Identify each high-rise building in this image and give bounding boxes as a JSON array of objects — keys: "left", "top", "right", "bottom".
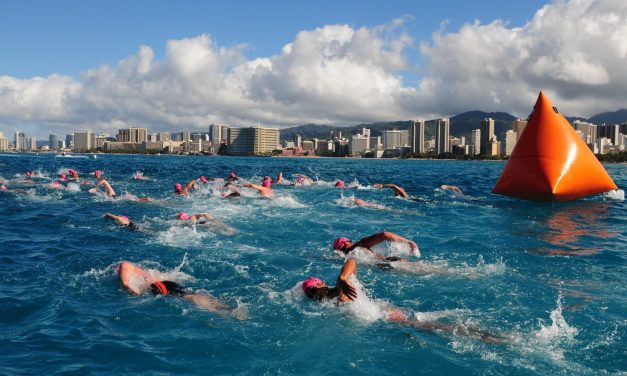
[
  {"left": 149, "top": 133, "right": 158, "bottom": 142},
  {"left": 410, "top": 120, "right": 425, "bottom": 154},
  {"left": 209, "top": 124, "right": 230, "bottom": 143},
  {"left": 302, "top": 140, "right": 315, "bottom": 151},
  {"left": 573, "top": 121, "right": 597, "bottom": 145},
  {"left": 512, "top": 119, "right": 527, "bottom": 141},
  {"left": 330, "top": 130, "right": 342, "bottom": 140},
  {"left": 227, "top": 126, "right": 279, "bottom": 155},
  {"left": 435, "top": 118, "right": 450, "bottom": 155},
  {"left": 382, "top": 130, "right": 400, "bottom": 149},
  {"left": 158, "top": 132, "right": 171, "bottom": 142},
  {"left": 317, "top": 140, "right": 334, "bottom": 156},
  {"left": 480, "top": 118, "right": 494, "bottom": 155},
  {"left": 470, "top": 129, "right": 481, "bottom": 156},
  {"left": 598, "top": 124, "right": 620, "bottom": 145},
  {"left": 0, "top": 132, "right": 8, "bottom": 151},
  {"left": 66, "top": 134, "right": 74, "bottom": 149},
  {"left": 349, "top": 134, "right": 369, "bottom": 155},
  {"left": 15, "top": 132, "right": 27, "bottom": 151},
  {"left": 28, "top": 137, "right": 37, "bottom": 151},
  {"left": 73, "top": 131, "right": 96, "bottom": 152},
  {"left": 293, "top": 134, "right": 302, "bottom": 148},
  {"left": 49, "top": 134, "right": 60, "bottom": 149},
  {"left": 360, "top": 128, "right": 371, "bottom": 138},
  {"left": 502, "top": 130, "right": 517, "bottom": 156},
  {"left": 117, "top": 128, "right": 148, "bottom": 143},
  {"left": 181, "top": 131, "right": 191, "bottom": 142}
]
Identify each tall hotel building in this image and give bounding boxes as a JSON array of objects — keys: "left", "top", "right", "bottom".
[
  {"left": 480, "top": 118, "right": 495, "bottom": 155},
  {"left": 15, "top": 132, "right": 27, "bottom": 151},
  {"left": 0, "top": 132, "right": 8, "bottom": 151},
  {"left": 227, "top": 126, "right": 280, "bottom": 155},
  {"left": 209, "top": 124, "right": 230, "bottom": 144},
  {"left": 410, "top": 120, "right": 425, "bottom": 154},
  {"left": 470, "top": 129, "right": 481, "bottom": 156},
  {"left": 512, "top": 119, "right": 527, "bottom": 141},
  {"left": 73, "top": 131, "right": 96, "bottom": 152},
  {"left": 435, "top": 118, "right": 450, "bottom": 155},
  {"left": 117, "top": 128, "right": 148, "bottom": 143}
]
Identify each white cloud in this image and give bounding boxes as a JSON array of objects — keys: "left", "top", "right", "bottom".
[{"left": 1, "top": 0, "right": 626, "bottom": 137}]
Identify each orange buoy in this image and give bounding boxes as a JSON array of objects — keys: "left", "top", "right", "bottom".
[{"left": 493, "top": 91, "right": 617, "bottom": 202}]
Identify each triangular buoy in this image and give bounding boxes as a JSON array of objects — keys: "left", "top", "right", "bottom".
[{"left": 493, "top": 91, "right": 617, "bottom": 202}]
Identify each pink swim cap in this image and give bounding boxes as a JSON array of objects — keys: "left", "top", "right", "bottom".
[
  {"left": 262, "top": 180, "right": 271, "bottom": 188},
  {"left": 60, "top": 173, "right": 67, "bottom": 180},
  {"left": 229, "top": 171, "right": 236, "bottom": 178},
  {"left": 335, "top": 180, "right": 345, "bottom": 188},
  {"left": 174, "top": 183, "right": 182, "bottom": 191},
  {"left": 333, "top": 237, "right": 351, "bottom": 250},
  {"left": 52, "top": 181, "right": 60, "bottom": 187},
  {"left": 94, "top": 170, "right": 102, "bottom": 178},
  {"left": 302, "top": 277, "right": 323, "bottom": 292},
  {"left": 177, "top": 212, "right": 190, "bottom": 220},
  {"left": 200, "top": 176, "right": 207, "bottom": 184}
]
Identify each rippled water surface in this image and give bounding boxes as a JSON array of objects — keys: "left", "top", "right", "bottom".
[{"left": 1, "top": 154, "right": 625, "bottom": 375}]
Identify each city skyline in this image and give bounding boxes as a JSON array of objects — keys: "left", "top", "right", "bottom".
[{"left": 1, "top": 1, "right": 626, "bottom": 139}]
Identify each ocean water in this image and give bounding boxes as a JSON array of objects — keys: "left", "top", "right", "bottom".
[{"left": 0, "top": 153, "right": 625, "bottom": 375}]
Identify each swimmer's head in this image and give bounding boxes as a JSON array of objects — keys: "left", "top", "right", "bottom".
[
  {"left": 52, "top": 181, "right": 60, "bottom": 188},
  {"left": 335, "top": 180, "right": 345, "bottom": 188},
  {"left": 333, "top": 237, "right": 351, "bottom": 251},
  {"left": 302, "top": 277, "right": 332, "bottom": 300},
  {"left": 25, "top": 171, "right": 33, "bottom": 176},
  {"left": 94, "top": 170, "right": 102, "bottom": 178},
  {"left": 200, "top": 176, "right": 207, "bottom": 184},
  {"left": 174, "top": 183, "right": 182, "bottom": 193},
  {"left": 262, "top": 177, "right": 271, "bottom": 188},
  {"left": 177, "top": 212, "right": 190, "bottom": 220},
  {"left": 229, "top": 171, "right": 236, "bottom": 178},
  {"left": 60, "top": 173, "right": 67, "bottom": 181}
]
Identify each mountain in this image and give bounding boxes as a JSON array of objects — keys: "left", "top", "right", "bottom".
[
  {"left": 588, "top": 109, "right": 627, "bottom": 125},
  {"left": 280, "top": 111, "right": 518, "bottom": 141},
  {"left": 278, "top": 108, "right": 627, "bottom": 142}
]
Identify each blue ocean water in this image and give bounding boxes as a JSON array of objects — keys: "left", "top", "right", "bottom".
[{"left": 0, "top": 153, "right": 625, "bottom": 375}]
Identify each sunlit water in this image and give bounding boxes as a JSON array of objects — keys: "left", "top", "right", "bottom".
[{"left": 0, "top": 154, "right": 625, "bottom": 375}]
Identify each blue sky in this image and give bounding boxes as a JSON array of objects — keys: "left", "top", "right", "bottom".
[
  {"left": 1, "top": 0, "right": 626, "bottom": 138},
  {"left": 2, "top": 0, "right": 548, "bottom": 78}
]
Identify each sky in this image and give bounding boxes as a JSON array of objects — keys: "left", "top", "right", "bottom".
[{"left": 1, "top": 0, "right": 626, "bottom": 138}]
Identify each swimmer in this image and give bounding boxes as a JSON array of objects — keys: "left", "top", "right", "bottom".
[
  {"left": 104, "top": 213, "right": 139, "bottom": 230},
  {"left": 335, "top": 180, "right": 345, "bottom": 188},
  {"left": 333, "top": 231, "right": 420, "bottom": 261},
  {"left": 68, "top": 169, "right": 79, "bottom": 181},
  {"left": 440, "top": 185, "right": 463, "bottom": 196},
  {"left": 222, "top": 182, "right": 242, "bottom": 198},
  {"left": 177, "top": 212, "right": 213, "bottom": 224},
  {"left": 373, "top": 183, "right": 410, "bottom": 199},
  {"left": 199, "top": 176, "right": 208, "bottom": 184},
  {"left": 177, "top": 212, "right": 236, "bottom": 234},
  {"left": 134, "top": 171, "right": 151, "bottom": 181},
  {"left": 48, "top": 181, "right": 65, "bottom": 190},
  {"left": 262, "top": 176, "right": 272, "bottom": 187},
  {"left": 274, "top": 172, "right": 283, "bottom": 184},
  {"left": 118, "top": 261, "right": 247, "bottom": 319},
  {"left": 94, "top": 170, "right": 103, "bottom": 179},
  {"left": 227, "top": 171, "right": 239, "bottom": 182},
  {"left": 174, "top": 179, "right": 198, "bottom": 196},
  {"left": 59, "top": 173, "right": 68, "bottom": 181},
  {"left": 89, "top": 178, "right": 117, "bottom": 197},
  {"left": 242, "top": 182, "right": 273, "bottom": 197},
  {"left": 302, "top": 259, "right": 502, "bottom": 344}
]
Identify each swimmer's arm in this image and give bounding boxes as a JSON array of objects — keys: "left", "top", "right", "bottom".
[
  {"left": 355, "top": 231, "right": 418, "bottom": 254},
  {"left": 336, "top": 259, "right": 357, "bottom": 302}
]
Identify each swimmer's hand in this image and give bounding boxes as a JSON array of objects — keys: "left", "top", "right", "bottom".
[
  {"left": 409, "top": 241, "right": 420, "bottom": 256},
  {"left": 336, "top": 277, "right": 357, "bottom": 301},
  {"left": 373, "top": 183, "right": 382, "bottom": 189},
  {"left": 88, "top": 188, "right": 96, "bottom": 194}
]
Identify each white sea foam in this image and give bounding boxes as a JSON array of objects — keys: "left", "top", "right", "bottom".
[
  {"left": 603, "top": 189, "right": 624, "bottom": 201},
  {"left": 65, "top": 182, "right": 81, "bottom": 192},
  {"left": 153, "top": 225, "right": 216, "bottom": 248}
]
